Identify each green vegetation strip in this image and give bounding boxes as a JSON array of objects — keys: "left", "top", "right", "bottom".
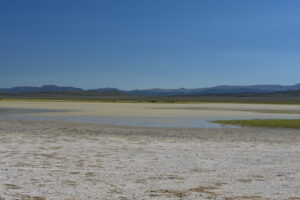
[
  {"left": 214, "top": 119, "right": 300, "bottom": 128},
  {"left": 249, "top": 109, "right": 300, "bottom": 114},
  {"left": 156, "top": 107, "right": 300, "bottom": 114}
]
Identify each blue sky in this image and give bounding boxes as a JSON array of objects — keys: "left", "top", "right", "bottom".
[{"left": 1, "top": 0, "right": 300, "bottom": 89}]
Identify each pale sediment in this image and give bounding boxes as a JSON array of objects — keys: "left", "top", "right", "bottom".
[{"left": 0, "top": 119, "right": 299, "bottom": 200}]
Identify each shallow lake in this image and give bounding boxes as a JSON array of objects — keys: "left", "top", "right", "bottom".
[{"left": 1, "top": 106, "right": 300, "bottom": 128}]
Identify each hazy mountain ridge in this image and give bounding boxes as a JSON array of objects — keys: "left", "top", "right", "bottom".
[
  {"left": 0, "top": 85, "right": 83, "bottom": 94},
  {"left": 1, "top": 83, "right": 300, "bottom": 96}
]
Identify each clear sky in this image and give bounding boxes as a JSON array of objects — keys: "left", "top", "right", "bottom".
[{"left": 1, "top": 0, "right": 300, "bottom": 89}]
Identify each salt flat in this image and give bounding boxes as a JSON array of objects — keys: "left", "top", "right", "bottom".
[{"left": 0, "top": 101, "right": 299, "bottom": 199}]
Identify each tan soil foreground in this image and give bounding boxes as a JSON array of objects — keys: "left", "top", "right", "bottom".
[{"left": 0, "top": 120, "right": 299, "bottom": 200}]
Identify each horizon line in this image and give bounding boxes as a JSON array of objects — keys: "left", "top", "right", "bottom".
[{"left": 1, "top": 82, "right": 300, "bottom": 91}]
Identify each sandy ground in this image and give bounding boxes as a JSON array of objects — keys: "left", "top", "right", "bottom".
[
  {"left": 0, "top": 119, "right": 299, "bottom": 200},
  {"left": 1, "top": 101, "right": 300, "bottom": 118}
]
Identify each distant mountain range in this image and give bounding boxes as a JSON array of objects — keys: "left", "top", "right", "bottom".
[{"left": 1, "top": 84, "right": 300, "bottom": 96}]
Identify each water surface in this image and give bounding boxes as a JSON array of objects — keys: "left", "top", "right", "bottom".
[
  {"left": 1, "top": 103, "right": 300, "bottom": 128},
  {"left": 0, "top": 108, "right": 229, "bottom": 128}
]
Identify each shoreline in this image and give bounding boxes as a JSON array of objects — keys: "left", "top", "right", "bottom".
[{"left": 2, "top": 98, "right": 300, "bottom": 105}]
